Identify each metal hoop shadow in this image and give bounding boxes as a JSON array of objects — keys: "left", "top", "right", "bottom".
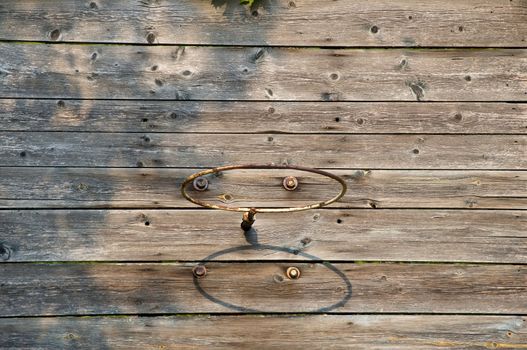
[{"left": 193, "top": 244, "right": 352, "bottom": 313}]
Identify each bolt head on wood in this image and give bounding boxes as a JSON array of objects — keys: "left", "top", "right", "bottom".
[
  {"left": 282, "top": 176, "right": 298, "bottom": 191},
  {"left": 286, "top": 266, "right": 301, "bottom": 279},
  {"left": 193, "top": 177, "right": 209, "bottom": 191},
  {"left": 192, "top": 265, "right": 207, "bottom": 278}
]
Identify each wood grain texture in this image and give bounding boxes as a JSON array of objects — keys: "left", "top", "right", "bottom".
[
  {"left": 1, "top": 0, "right": 526, "bottom": 340},
  {"left": 1, "top": 99, "right": 526, "bottom": 133},
  {"left": 1, "top": 168, "right": 524, "bottom": 209},
  {"left": 2, "top": 315, "right": 526, "bottom": 350},
  {"left": 2, "top": 133, "right": 525, "bottom": 169},
  {"left": 1, "top": 209, "right": 525, "bottom": 263},
  {"left": 1, "top": 262, "right": 525, "bottom": 316},
  {"left": 0, "top": 0, "right": 526, "bottom": 47},
  {"left": 1, "top": 44, "right": 526, "bottom": 101}
]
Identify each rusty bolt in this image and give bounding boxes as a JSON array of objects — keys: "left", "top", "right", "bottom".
[
  {"left": 286, "top": 266, "right": 301, "bottom": 280},
  {"left": 192, "top": 265, "right": 207, "bottom": 278},
  {"left": 193, "top": 177, "right": 208, "bottom": 191},
  {"left": 282, "top": 176, "right": 298, "bottom": 191}
]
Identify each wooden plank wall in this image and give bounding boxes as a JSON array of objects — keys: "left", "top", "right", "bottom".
[{"left": 0, "top": 0, "right": 526, "bottom": 348}]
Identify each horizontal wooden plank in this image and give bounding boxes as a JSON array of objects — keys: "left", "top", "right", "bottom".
[
  {"left": 2, "top": 315, "right": 526, "bottom": 350},
  {"left": 1, "top": 209, "right": 525, "bottom": 263},
  {"left": 1, "top": 44, "right": 526, "bottom": 101},
  {"left": 1, "top": 168, "right": 525, "bottom": 209},
  {"left": 1, "top": 0, "right": 526, "bottom": 47},
  {"left": 1, "top": 263, "right": 525, "bottom": 316},
  {"left": 1, "top": 99, "right": 526, "bottom": 133},
  {"left": 2, "top": 133, "right": 525, "bottom": 169}
]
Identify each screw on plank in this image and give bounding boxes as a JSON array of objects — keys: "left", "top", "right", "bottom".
[
  {"left": 282, "top": 176, "right": 298, "bottom": 191},
  {"left": 192, "top": 265, "right": 207, "bottom": 278},
  {"left": 286, "top": 266, "right": 301, "bottom": 280},
  {"left": 193, "top": 177, "right": 209, "bottom": 191}
]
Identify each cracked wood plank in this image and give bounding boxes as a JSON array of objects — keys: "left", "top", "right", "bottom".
[
  {"left": 0, "top": 168, "right": 525, "bottom": 209},
  {"left": 1, "top": 133, "right": 525, "bottom": 168},
  {"left": 1, "top": 263, "right": 525, "bottom": 316},
  {"left": 1, "top": 44, "right": 526, "bottom": 101},
  {"left": 0, "top": 209, "right": 525, "bottom": 263},
  {"left": 1, "top": 100, "right": 526, "bottom": 133},
  {"left": 0, "top": 0, "right": 526, "bottom": 47},
  {"left": 1, "top": 315, "right": 526, "bottom": 349}
]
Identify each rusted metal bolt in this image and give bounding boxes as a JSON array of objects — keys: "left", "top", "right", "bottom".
[
  {"left": 193, "top": 177, "right": 208, "bottom": 191},
  {"left": 286, "top": 266, "right": 301, "bottom": 280},
  {"left": 282, "top": 176, "right": 298, "bottom": 191},
  {"left": 192, "top": 265, "right": 207, "bottom": 278}
]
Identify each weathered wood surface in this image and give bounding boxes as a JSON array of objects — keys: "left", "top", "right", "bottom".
[
  {"left": 1, "top": 168, "right": 525, "bottom": 209},
  {"left": 2, "top": 133, "right": 525, "bottom": 169},
  {"left": 2, "top": 315, "right": 526, "bottom": 350},
  {"left": 2, "top": 99, "right": 526, "bottom": 133},
  {"left": 1, "top": 44, "right": 526, "bottom": 101},
  {"left": 1, "top": 0, "right": 526, "bottom": 47},
  {"left": 1, "top": 209, "right": 524, "bottom": 263},
  {"left": 0, "top": 0, "right": 526, "bottom": 345},
  {"left": 1, "top": 263, "right": 525, "bottom": 315}
]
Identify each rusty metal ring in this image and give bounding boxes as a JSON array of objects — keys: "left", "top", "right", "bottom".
[{"left": 180, "top": 164, "right": 347, "bottom": 213}]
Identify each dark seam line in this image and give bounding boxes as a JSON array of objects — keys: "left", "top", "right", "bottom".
[
  {"left": 0, "top": 166, "right": 526, "bottom": 171},
  {"left": 1, "top": 97, "right": 526, "bottom": 104},
  {"left": 1, "top": 131, "right": 526, "bottom": 136},
  {"left": 0, "top": 312, "right": 525, "bottom": 319},
  {"left": 1, "top": 166, "right": 525, "bottom": 171},
  {"left": 3, "top": 260, "right": 527, "bottom": 265},
  {"left": 1, "top": 39, "right": 527, "bottom": 49},
  {"left": 0, "top": 97, "right": 526, "bottom": 103},
  {"left": 0, "top": 207, "right": 525, "bottom": 211}
]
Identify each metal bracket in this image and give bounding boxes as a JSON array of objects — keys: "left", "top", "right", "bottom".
[
  {"left": 241, "top": 208, "right": 257, "bottom": 231},
  {"left": 181, "top": 164, "right": 347, "bottom": 231}
]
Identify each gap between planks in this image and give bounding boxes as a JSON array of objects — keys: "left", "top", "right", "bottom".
[{"left": 3, "top": 40, "right": 527, "bottom": 49}]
